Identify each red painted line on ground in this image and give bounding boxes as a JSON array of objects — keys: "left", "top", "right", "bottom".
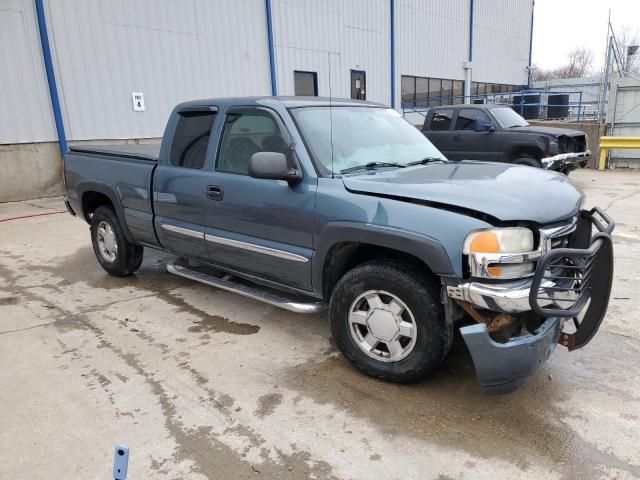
[{"left": 0, "top": 210, "right": 67, "bottom": 223}]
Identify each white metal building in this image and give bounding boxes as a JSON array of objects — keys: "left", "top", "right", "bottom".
[{"left": 1, "top": 0, "right": 534, "bottom": 201}]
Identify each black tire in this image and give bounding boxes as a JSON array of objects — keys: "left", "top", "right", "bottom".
[
  {"left": 513, "top": 155, "right": 541, "bottom": 168},
  {"left": 329, "top": 260, "right": 452, "bottom": 383},
  {"left": 90, "top": 206, "right": 143, "bottom": 276}
]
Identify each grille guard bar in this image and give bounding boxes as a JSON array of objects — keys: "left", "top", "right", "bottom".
[{"left": 528, "top": 207, "right": 615, "bottom": 350}]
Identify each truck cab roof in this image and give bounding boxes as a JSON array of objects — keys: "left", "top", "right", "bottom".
[{"left": 175, "top": 96, "right": 387, "bottom": 110}]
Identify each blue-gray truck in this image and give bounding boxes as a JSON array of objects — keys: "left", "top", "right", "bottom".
[{"left": 64, "top": 97, "right": 615, "bottom": 394}]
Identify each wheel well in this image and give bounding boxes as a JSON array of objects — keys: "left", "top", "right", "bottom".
[
  {"left": 510, "top": 146, "right": 543, "bottom": 161},
  {"left": 81, "top": 191, "right": 114, "bottom": 222},
  {"left": 322, "top": 242, "right": 438, "bottom": 299}
]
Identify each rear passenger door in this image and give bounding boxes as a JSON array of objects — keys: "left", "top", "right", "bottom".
[
  {"left": 203, "top": 107, "right": 316, "bottom": 291},
  {"left": 153, "top": 107, "right": 218, "bottom": 260},
  {"left": 423, "top": 108, "right": 454, "bottom": 157},
  {"left": 448, "top": 108, "right": 501, "bottom": 161}
]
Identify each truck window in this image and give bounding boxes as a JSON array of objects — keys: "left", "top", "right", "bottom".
[
  {"left": 217, "top": 110, "right": 289, "bottom": 174},
  {"left": 455, "top": 109, "right": 491, "bottom": 130},
  {"left": 169, "top": 111, "right": 217, "bottom": 169},
  {"left": 429, "top": 109, "right": 453, "bottom": 131}
]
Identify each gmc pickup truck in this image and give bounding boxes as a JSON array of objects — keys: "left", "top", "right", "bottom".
[
  {"left": 64, "top": 97, "right": 615, "bottom": 394},
  {"left": 422, "top": 104, "right": 591, "bottom": 173}
]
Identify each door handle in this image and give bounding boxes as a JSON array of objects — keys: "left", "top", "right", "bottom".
[
  {"left": 206, "top": 185, "right": 224, "bottom": 201},
  {"left": 452, "top": 134, "right": 461, "bottom": 142}
]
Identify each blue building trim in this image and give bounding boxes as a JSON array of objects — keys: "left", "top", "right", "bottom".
[
  {"left": 468, "top": 0, "right": 474, "bottom": 62},
  {"left": 390, "top": 0, "right": 396, "bottom": 108},
  {"left": 265, "top": 0, "right": 277, "bottom": 96},
  {"left": 35, "top": 0, "right": 67, "bottom": 157},
  {"left": 527, "top": 0, "right": 535, "bottom": 87}
]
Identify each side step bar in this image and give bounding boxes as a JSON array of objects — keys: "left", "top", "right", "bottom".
[{"left": 166, "top": 260, "right": 326, "bottom": 314}]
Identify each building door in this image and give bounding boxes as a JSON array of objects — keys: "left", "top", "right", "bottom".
[
  {"left": 351, "top": 70, "right": 366, "bottom": 100},
  {"left": 294, "top": 71, "right": 318, "bottom": 96}
]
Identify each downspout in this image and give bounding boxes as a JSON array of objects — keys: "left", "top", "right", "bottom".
[
  {"left": 264, "top": 0, "right": 278, "bottom": 96},
  {"left": 463, "top": 0, "right": 474, "bottom": 103},
  {"left": 527, "top": 0, "right": 535, "bottom": 88},
  {"left": 390, "top": 0, "right": 396, "bottom": 108},
  {"left": 34, "top": 0, "right": 67, "bottom": 157}
]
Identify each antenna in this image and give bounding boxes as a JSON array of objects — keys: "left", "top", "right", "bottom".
[{"left": 328, "top": 52, "right": 335, "bottom": 178}]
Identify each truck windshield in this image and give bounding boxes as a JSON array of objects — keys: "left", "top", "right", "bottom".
[
  {"left": 489, "top": 107, "right": 530, "bottom": 128},
  {"left": 290, "top": 106, "right": 446, "bottom": 175}
]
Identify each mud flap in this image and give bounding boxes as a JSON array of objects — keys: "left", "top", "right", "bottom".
[{"left": 460, "top": 317, "right": 562, "bottom": 395}]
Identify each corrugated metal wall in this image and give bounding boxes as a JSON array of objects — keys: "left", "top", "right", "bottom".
[
  {"left": 395, "top": 0, "right": 469, "bottom": 80},
  {"left": 1, "top": 0, "right": 534, "bottom": 145},
  {"left": 272, "top": 0, "right": 390, "bottom": 104},
  {"left": 472, "top": 0, "right": 532, "bottom": 85},
  {"left": 0, "top": 0, "right": 57, "bottom": 143},
  {"left": 44, "top": 0, "right": 271, "bottom": 141},
  {"left": 607, "top": 78, "right": 640, "bottom": 166}
]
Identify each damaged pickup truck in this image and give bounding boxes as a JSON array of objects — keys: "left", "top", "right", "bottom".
[
  {"left": 422, "top": 104, "right": 591, "bottom": 173},
  {"left": 64, "top": 97, "right": 615, "bottom": 394}
]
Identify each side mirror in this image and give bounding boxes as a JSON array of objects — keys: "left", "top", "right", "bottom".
[
  {"left": 474, "top": 117, "right": 495, "bottom": 132},
  {"left": 248, "top": 152, "right": 302, "bottom": 182}
]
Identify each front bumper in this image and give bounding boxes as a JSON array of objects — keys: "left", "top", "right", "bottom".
[
  {"left": 460, "top": 317, "right": 562, "bottom": 394},
  {"left": 541, "top": 150, "right": 590, "bottom": 170},
  {"left": 452, "top": 207, "right": 615, "bottom": 394},
  {"left": 447, "top": 277, "right": 576, "bottom": 314}
]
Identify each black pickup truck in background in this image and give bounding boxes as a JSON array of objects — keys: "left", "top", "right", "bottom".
[{"left": 421, "top": 104, "right": 591, "bottom": 173}]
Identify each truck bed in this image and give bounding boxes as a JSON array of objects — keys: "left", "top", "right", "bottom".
[
  {"left": 65, "top": 143, "right": 160, "bottom": 248},
  {"left": 68, "top": 144, "right": 160, "bottom": 163}
]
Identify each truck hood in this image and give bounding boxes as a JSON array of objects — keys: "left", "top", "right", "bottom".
[
  {"left": 510, "top": 125, "right": 584, "bottom": 137},
  {"left": 342, "top": 161, "right": 583, "bottom": 224}
]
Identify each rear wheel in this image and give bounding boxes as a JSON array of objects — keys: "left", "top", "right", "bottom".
[
  {"left": 90, "top": 206, "right": 143, "bottom": 276},
  {"left": 329, "top": 260, "right": 451, "bottom": 383}
]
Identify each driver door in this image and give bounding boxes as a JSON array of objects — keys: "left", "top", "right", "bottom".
[
  {"left": 202, "top": 107, "right": 316, "bottom": 291},
  {"left": 447, "top": 108, "right": 502, "bottom": 161}
]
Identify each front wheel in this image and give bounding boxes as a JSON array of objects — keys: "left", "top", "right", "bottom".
[
  {"left": 329, "top": 260, "right": 452, "bottom": 383},
  {"left": 90, "top": 206, "right": 143, "bottom": 276},
  {"left": 513, "top": 155, "right": 541, "bottom": 168}
]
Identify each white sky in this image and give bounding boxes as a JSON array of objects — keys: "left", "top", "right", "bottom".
[{"left": 532, "top": 0, "right": 640, "bottom": 71}]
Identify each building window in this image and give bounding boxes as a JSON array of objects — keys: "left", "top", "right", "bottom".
[
  {"left": 452, "top": 80, "right": 464, "bottom": 105},
  {"left": 400, "top": 75, "right": 465, "bottom": 107},
  {"left": 169, "top": 110, "right": 217, "bottom": 169},
  {"left": 401, "top": 76, "right": 415, "bottom": 106},
  {"left": 294, "top": 71, "right": 318, "bottom": 96},
  {"left": 471, "top": 82, "right": 523, "bottom": 102}
]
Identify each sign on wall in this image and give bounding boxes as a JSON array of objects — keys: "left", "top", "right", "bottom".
[{"left": 131, "top": 92, "right": 145, "bottom": 112}]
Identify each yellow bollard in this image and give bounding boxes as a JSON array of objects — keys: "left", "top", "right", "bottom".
[{"left": 599, "top": 147, "right": 607, "bottom": 171}]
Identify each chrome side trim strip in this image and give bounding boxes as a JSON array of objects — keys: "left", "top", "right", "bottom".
[
  {"left": 167, "top": 261, "right": 324, "bottom": 314},
  {"left": 161, "top": 224, "right": 204, "bottom": 240},
  {"left": 204, "top": 233, "right": 309, "bottom": 263}
]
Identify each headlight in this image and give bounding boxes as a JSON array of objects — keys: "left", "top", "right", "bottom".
[
  {"left": 463, "top": 227, "right": 535, "bottom": 278},
  {"left": 463, "top": 227, "right": 534, "bottom": 254}
]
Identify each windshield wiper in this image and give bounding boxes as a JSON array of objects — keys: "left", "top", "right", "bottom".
[
  {"left": 406, "top": 157, "right": 447, "bottom": 166},
  {"left": 339, "top": 162, "right": 406, "bottom": 174}
]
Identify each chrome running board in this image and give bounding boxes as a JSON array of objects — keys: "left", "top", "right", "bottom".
[{"left": 166, "top": 260, "right": 326, "bottom": 314}]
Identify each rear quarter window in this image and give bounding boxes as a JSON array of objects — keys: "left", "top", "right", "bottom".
[
  {"left": 429, "top": 109, "right": 453, "bottom": 131},
  {"left": 169, "top": 111, "right": 217, "bottom": 169}
]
